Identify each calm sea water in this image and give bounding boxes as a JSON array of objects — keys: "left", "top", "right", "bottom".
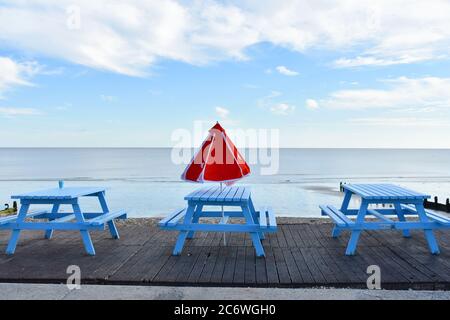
[{"left": 0, "top": 148, "right": 449, "bottom": 217}]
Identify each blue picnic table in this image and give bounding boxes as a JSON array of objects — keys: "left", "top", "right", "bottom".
[
  {"left": 159, "top": 186, "right": 277, "bottom": 257},
  {"left": 321, "top": 183, "right": 450, "bottom": 255},
  {"left": 0, "top": 185, "right": 127, "bottom": 255}
]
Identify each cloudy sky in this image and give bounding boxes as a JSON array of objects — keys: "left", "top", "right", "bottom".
[{"left": 1, "top": 0, "right": 450, "bottom": 148}]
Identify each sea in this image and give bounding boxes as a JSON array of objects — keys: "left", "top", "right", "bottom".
[{"left": 0, "top": 148, "right": 449, "bottom": 217}]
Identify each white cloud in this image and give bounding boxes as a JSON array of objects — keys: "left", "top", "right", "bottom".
[
  {"left": 333, "top": 56, "right": 426, "bottom": 68},
  {"left": 270, "top": 103, "right": 295, "bottom": 115},
  {"left": 0, "top": 107, "right": 40, "bottom": 116},
  {"left": 215, "top": 106, "right": 229, "bottom": 119},
  {"left": 306, "top": 99, "right": 319, "bottom": 110},
  {"left": 321, "top": 77, "right": 450, "bottom": 110},
  {"left": 0, "top": 57, "right": 40, "bottom": 96},
  {"left": 1, "top": 1, "right": 450, "bottom": 75},
  {"left": 257, "top": 90, "right": 282, "bottom": 108},
  {"left": 349, "top": 117, "right": 449, "bottom": 127},
  {"left": 275, "top": 66, "right": 299, "bottom": 76},
  {"left": 100, "top": 94, "right": 117, "bottom": 103}
]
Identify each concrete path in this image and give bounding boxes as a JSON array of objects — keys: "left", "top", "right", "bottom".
[{"left": 0, "top": 283, "right": 449, "bottom": 300}]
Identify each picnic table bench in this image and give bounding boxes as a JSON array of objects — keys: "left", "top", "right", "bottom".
[
  {"left": 320, "top": 183, "right": 450, "bottom": 255},
  {"left": 159, "top": 186, "right": 277, "bottom": 257},
  {"left": 0, "top": 185, "right": 127, "bottom": 255}
]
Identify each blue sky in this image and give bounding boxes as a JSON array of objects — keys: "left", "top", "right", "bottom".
[{"left": 1, "top": 1, "right": 450, "bottom": 148}]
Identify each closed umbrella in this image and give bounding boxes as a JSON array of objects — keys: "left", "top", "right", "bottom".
[{"left": 181, "top": 122, "right": 251, "bottom": 243}]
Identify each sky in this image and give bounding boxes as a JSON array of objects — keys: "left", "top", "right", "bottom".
[{"left": 1, "top": 0, "right": 450, "bottom": 148}]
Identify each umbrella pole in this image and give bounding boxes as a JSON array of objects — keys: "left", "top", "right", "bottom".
[{"left": 221, "top": 183, "right": 226, "bottom": 246}]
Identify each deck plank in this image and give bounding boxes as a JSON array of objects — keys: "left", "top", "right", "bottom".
[{"left": 0, "top": 222, "right": 449, "bottom": 289}]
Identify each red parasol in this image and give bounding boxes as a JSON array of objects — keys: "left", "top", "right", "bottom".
[
  {"left": 181, "top": 122, "right": 250, "bottom": 184},
  {"left": 181, "top": 122, "right": 250, "bottom": 245}
]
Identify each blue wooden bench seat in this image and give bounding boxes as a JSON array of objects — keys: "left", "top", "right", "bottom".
[
  {"left": 0, "top": 210, "right": 127, "bottom": 227},
  {"left": 87, "top": 209, "right": 127, "bottom": 226},
  {"left": 159, "top": 208, "right": 187, "bottom": 228},
  {"left": 159, "top": 206, "right": 277, "bottom": 232},
  {"left": 0, "top": 210, "right": 49, "bottom": 226},
  {"left": 258, "top": 207, "right": 277, "bottom": 231},
  {"left": 401, "top": 204, "right": 450, "bottom": 226},
  {"left": 320, "top": 205, "right": 354, "bottom": 227},
  {"left": 49, "top": 214, "right": 77, "bottom": 223}
]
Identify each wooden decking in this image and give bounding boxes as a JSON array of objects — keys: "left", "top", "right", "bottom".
[{"left": 0, "top": 220, "right": 449, "bottom": 290}]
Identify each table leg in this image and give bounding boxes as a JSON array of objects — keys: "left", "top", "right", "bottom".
[
  {"left": 187, "top": 204, "right": 203, "bottom": 239},
  {"left": 72, "top": 202, "right": 95, "bottom": 256},
  {"left": 249, "top": 198, "right": 265, "bottom": 240},
  {"left": 416, "top": 203, "right": 440, "bottom": 254},
  {"left": 345, "top": 200, "right": 368, "bottom": 256},
  {"left": 394, "top": 202, "right": 410, "bottom": 238},
  {"left": 242, "top": 205, "right": 265, "bottom": 257},
  {"left": 44, "top": 204, "right": 60, "bottom": 239},
  {"left": 340, "top": 190, "right": 352, "bottom": 211},
  {"left": 331, "top": 226, "right": 341, "bottom": 238},
  {"left": 6, "top": 203, "right": 29, "bottom": 255},
  {"left": 173, "top": 204, "right": 196, "bottom": 255},
  {"left": 334, "top": 190, "right": 353, "bottom": 238},
  {"left": 98, "top": 192, "right": 119, "bottom": 239}
]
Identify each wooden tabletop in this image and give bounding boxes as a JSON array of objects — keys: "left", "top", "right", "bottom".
[
  {"left": 185, "top": 186, "right": 251, "bottom": 202},
  {"left": 343, "top": 184, "right": 430, "bottom": 200},
  {"left": 11, "top": 187, "right": 106, "bottom": 200}
]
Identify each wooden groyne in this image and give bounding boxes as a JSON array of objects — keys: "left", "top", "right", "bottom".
[{"left": 424, "top": 196, "right": 450, "bottom": 213}]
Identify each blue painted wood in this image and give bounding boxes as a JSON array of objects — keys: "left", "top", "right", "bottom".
[
  {"left": 367, "top": 209, "right": 395, "bottom": 224},
  {"left": 48, "top": 213, "right": 76, "bottom": 223},
  {"left": 186, "top": 204, "right": 203, "bottom": 239},
  {"left": 11, "top": 187, "right": 106, "bottom": 200},
  {"left": 44, "top": 204, "right": 60, "bottom": 239},
  {"left": 259, "top": 207, "right": 267, "bottom": 228},
  {"left": 0, "top": 210, "right": 48, "bottom": 225},
  {"left": 345, "top": 199, "right": 369, "bottom": 255},
  {"left": 162, "top": 186, "right": 276, "bottom": 257},
  {"left": 1, "top": 222, "right": 105, "bottom": 230},
  {"left": 3, "top": 186, "right": 126, "bottom": 255},
  {"left": 401, "top": 204, "right": 450, "bottom": 225},
  {"left": 393, "top": 202, "right": 410, "bottom": 237},
  {"left": 158, "top": 208, "right": 186, "bottom": 227},
  {"left": 340, "top": 190, "right": 352, "bottom": 212},
  {"left": 98, "top": 191, "right": 121, "bottom": 239},
  {"left": 343, "top": 184, "right": 430, "bottom": 200},
  {"left": 185, "top": 186, "right": 216, "bottom": 201},
  {"left": 71, "top": 201, "right": 95, "bottom": 255},
  {"left": 173, "top": 205, "right": 196, "bottom": 255},
  {"left": 6, "top": 203, "right": 29, "bottom": 254},
  {"left": 267, "top": 207, "right": 276, "bottom": 231},
  {"left": 415, "top": 203, "right": 440, "bottom": 254},
  {"left": 322, "top": 183, "right": 443, "bottom": 256},
  {"left": 241, "top": 203, "right": 265, "bottom": 257},
  {"left": 219, "top": 215, "right": 230, "bottom": 224},
  {"left": 225, "top": 187, "right": 240, "bottom": 202},
  {"left": 161, "top": 223, "right": 262, "bottom": 232},
  {"left": 88, "top": 209, "right": 127, "bottom": 225},
  {"left": 320, "top": 205, "right": 352, "bottom": 227}
]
